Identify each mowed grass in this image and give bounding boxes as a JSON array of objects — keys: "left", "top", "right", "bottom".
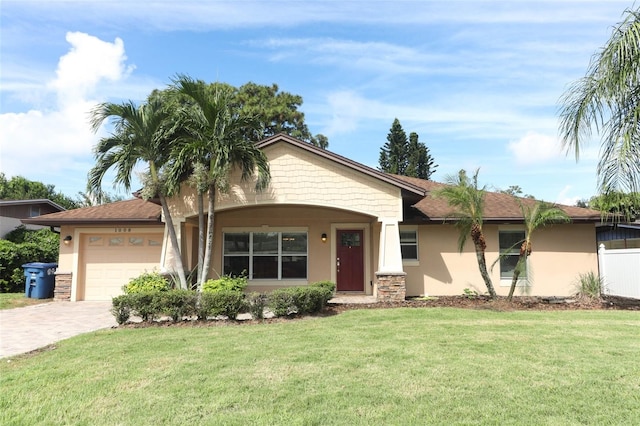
[
  {"left": 1, "top": 308, "right": 639, "bottom": 425},
  {"left": 0, "top": 292, "right": 51, "bottom": 310}
]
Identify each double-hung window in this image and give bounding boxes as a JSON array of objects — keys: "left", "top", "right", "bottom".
[
  {"left": 498, "top": 230, "right": 526, "bottom": 281},
  {"left": 400, "top": 228, "right": 418, "bottom": 261},
  {"left": 223, "top": 231, "right": 308, "bottom": 280}
]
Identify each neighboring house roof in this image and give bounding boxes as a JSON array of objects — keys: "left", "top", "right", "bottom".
[
  {"left": 21, "top": 199, "right": 162, "bottom": 226},
  {"left": 257, "top": 133, "right": 427, "bottom": 197},
  {"left": 0, "top": 199, "right": 67, "bottom": 212},
  {"left": 392, "top": 175, "right": 603, "bottom": 223}
]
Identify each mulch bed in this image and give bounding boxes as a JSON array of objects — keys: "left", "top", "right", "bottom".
[
  {"left": 118, "top": 295, "right": 639, "bottom": 329},
  {"left": 324, "top": 295, "right": 640, "bottom": 314}
]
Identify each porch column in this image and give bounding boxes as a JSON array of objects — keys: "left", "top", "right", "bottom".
[{"left": 375, "top": 218, "right": 406, "bottom": 302}]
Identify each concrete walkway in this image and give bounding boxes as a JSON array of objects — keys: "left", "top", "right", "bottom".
[{"left": 0, "top": 301, "right": 115, "bottom": 359}]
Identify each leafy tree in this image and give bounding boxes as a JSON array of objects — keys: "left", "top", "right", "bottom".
[
  {"left": 0, "top": 173, "right": 78, "bottom": 210},
  {"left": 498, "top": 185, "right": 535, "bottom": 199},
  {"left": 172, "top": 75, "right": 271, "bottom": 288},
  {"left": 434, "top": 169, "right": 497, "bottom": 299},
  {"left": 494, "top": 202, "right": 570, "bottom": 301},
  {"left": 233, "top": 82, "right": 328, "bottom": 148},
  {"left": 585, "top": 191, "right": 640, "bottom": 221},
  {"left": 559, "top": 7, "right": 640, "bottom": 194},
  {"left": 379, "top": 119, "right": 438, "bottom": 179},
  {"left": 88, "top": 98, "right": 189, "bottom": 289},
  {"left": 74, "top": 191, "right": 125, "bottom": 207}
]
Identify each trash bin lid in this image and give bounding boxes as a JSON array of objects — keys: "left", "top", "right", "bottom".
[{"left": 22, "top": 262, "right": 59, "bottom": 269}]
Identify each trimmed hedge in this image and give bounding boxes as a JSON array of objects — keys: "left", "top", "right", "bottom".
[
  {"left": 268, "top": 285, "right": 333, "bottom": 316},
  {"left": 110, "top": 281, "right": 337, "bottom": 324},
  {"left": 198, "top": 290, "right": 246, "bottom": 320}
]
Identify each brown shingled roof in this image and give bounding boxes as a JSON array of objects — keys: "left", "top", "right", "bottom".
[
  {"left": 21, "top": 198, "right": 162, "bottom": 226},
  {"left": 392, "top": 175, "right": 603, "bottom": 223}
]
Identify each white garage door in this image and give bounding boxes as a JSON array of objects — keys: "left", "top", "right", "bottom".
[{"left": 81, "top": 233, "right": 163, "bottom": 301}]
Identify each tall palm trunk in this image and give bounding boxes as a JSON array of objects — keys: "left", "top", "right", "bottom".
[
  {"left": 197, "top": 192, "right": 205, "bottom": 284},
  {"left": 199, "top": 184, "right": 216, "bottom": 289},
  {"left": 159, "top": 195, "right": 188, "bottom": 289},
  {"left": 474, "top": 241, "right": 497, "bottom": 298},
  {"left": 507, "top": 257, "right": 525, "bottom": 301}
]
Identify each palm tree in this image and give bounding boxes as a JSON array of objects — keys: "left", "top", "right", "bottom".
[
  {"left": 88, "top": 98, "right": 189, "bottom": 289},
  {"left": 434, "top": 169, "right": 497, "bottom": 299},
  {"left": 559, "top": 7, "right": 640, "bottom": 194},
  {"left": 171, "top": 75, "right": 271, "bottom": 289},
  {"left": 501, "top": 201, "right": 570, "bottom": 301}
]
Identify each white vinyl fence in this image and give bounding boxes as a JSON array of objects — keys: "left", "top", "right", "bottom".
[{"left": 598, "top": 244, "right": 640, "bottom": 299}]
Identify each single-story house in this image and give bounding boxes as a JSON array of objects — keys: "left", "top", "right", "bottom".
[
  {"left": 0, "top": 199, "right": 66, "bottom": 237},
  {"left": 596, "top": 222, "right": 640, "bottom": 249},
  {"left": 24, "top": 134, "right": 603, "bottom": 302}
]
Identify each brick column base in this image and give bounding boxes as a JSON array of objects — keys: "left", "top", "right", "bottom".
[
  {"left": 54, "top": 272, "right": 72, "bottom": 302},
  {"left": 375, "top": 272, "right": 406, "bottom": 302}
]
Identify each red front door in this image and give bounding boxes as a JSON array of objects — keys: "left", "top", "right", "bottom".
[{"left": 336, "top": 230, "right": 364, "bottom": 292}]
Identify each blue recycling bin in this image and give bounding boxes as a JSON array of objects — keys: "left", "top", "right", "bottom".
[{"left": 23, "top": 262, "right": 58, "bottom": 299}]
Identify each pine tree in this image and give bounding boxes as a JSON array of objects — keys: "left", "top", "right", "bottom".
[
  {"left": 406, "top": 132, "right": 438, "bottom": 180},
  {"left": 379, "top": 118, "right": 408, "bottom": 174},
  {"left": 379, "top": 119, "right": 438, "bottom": 180}
]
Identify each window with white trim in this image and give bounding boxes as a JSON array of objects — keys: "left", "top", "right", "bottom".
[
  {"left": 400, "top": 229, "right": 418, "bottom": 260},
  {"left": 499, "top": 230, "right": 526, "bottom": 280},
  {"left": 223, "top": 231, "right": 307, "bottom": 279}
]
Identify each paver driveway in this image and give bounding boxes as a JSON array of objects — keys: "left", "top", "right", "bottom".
[{"left": 0, "top": 301, "right": 115, "bottom": 358}]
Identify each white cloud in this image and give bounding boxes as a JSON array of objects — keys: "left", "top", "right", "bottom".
[
  {"left": 0, "top": 32, "right": 133, "bottom": 190},
  {"left": 555, "top": 185, "right": 581, "bottom": 206},
  {"left": 507, "top": 132, "right": 562, "bottom": 165},
  {"left": 49, "top": 32, "right": 133, "bottom": 106}
]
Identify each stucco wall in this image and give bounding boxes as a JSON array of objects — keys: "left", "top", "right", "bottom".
[
  {"left": 404, "top": 223, "right": 598, "bottom": 297},
  {"left": 167, "top": 142, "right": 403, "bottom": 220}
]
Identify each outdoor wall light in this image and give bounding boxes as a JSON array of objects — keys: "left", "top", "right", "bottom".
[
  {"left": 63, "top": 235, "right": 72, "bottom": 245},
  {"left": 321, "top": 233, "right": 327, "bottom": 243}
]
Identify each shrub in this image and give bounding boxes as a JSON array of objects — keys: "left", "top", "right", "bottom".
[
  {"left": 129, "top": 291, "right": 160, "bottom": 322},
  {"left": 202, "top": 275, "right": 248, "bottom": 293},
  {"left": 124, "top": 271, "right": 170, "bottom": 294},
  {"left": 268, "top": 285, "right": 332, "bottom": 317},
  {"left": 574, "top": 271, "right": 603, "bottom": 299},
  {"left": 310, "top": 280, "right": 336, "bottom": 295},
  {"left": 310, "top": 281, "right": 336, "bottom": 303},
  {"left": 111, "top": 294, "right": 132, "bottom": 325},
  {"left": 268, "top": 288, "right": 296, "bottom": 317},
  {"left": 198, "top": 290, "right": 246, "bottom": 320},
  {"left": 0, "top": 229, "right": 59, "bottom": 293},
  {"left": 246, "top": 292, "right": 267, "bottom": 320},
  {"left": 156, "top": 289, "right": 198, "bottom": 322}
]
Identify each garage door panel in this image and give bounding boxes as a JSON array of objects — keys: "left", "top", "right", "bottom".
[{"left": 81, "top": 233, "right": 163, "bottom": 301}]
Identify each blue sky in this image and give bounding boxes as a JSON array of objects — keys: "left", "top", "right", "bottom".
[{"left": 1, "top": 1, "right": 635, "bottom": 205}]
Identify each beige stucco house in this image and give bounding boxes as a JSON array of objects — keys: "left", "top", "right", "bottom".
[{"left": 25, "top": 134, "right": 602, "bottom": 302}]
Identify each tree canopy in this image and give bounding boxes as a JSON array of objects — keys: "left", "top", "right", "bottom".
[
  {"left": 0, "top": 173, "right": 78, "bottom": 210},
  {"left": 226, "top": 82, "right": 328, "bottom": 148},
  {"left": 379, "top": 118, "right": 437, "bottom": 179},
  {"left": 558, "top": 7, "right": 640, "bottom": 194}
]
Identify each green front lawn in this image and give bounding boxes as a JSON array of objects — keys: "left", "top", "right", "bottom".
[
  {"left": 1, "top": 308, "right": 639, "bottom": 425},
  {"left": 0, "top": 292, "right": 51, "bottom": 310}
]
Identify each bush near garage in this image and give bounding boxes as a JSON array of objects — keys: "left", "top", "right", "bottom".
[
  {"left": 0, "top": 227, "right": 58, "bottom": 293},
  {"left": 123, "top": 271, "right": 171, "bottom": 294}
]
